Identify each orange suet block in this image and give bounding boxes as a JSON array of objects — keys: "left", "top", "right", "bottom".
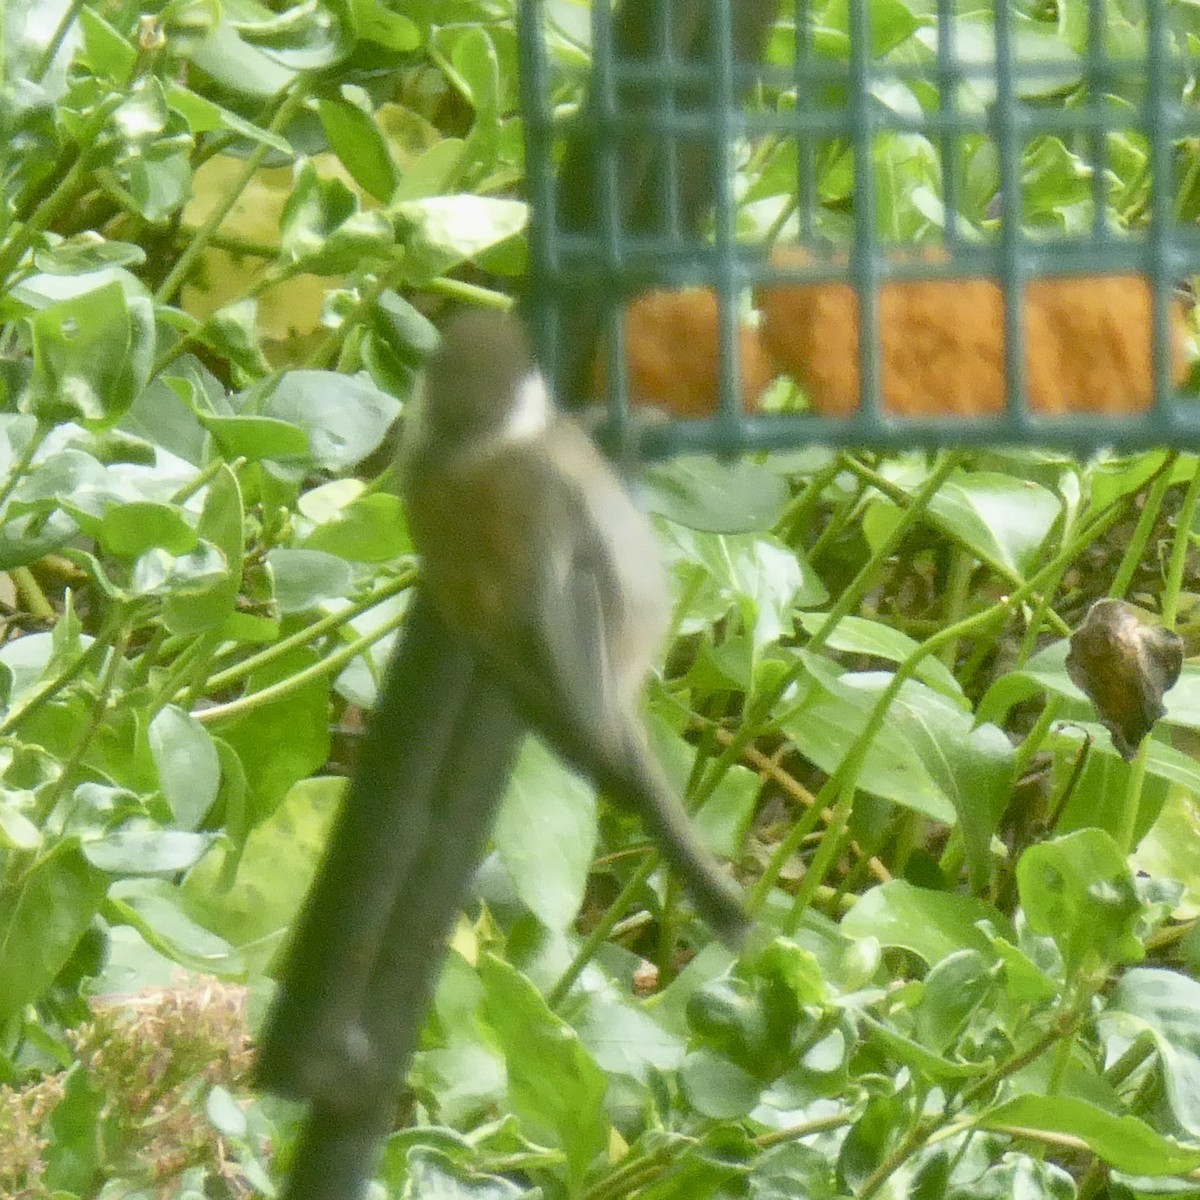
[
  {"left": 757, "top": 246, "right": 1191, "bottom": 417},
  {"left": 594, "top": 287, "right": 775, "bottom": 417}
]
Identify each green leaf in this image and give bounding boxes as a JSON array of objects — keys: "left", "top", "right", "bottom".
[
  {"left": 868, "top": 465, "right": 1060, "bottom": 581},
  {"left": 44, "top": 1065, "right": 104, "bottom": 1193},
  {"left": 149, "top": 705, "right": 221, "bottom": 830},
  {"left": 166, "top": 83, "right": 293, "bottom": 153},
  {"left": 840, "top": 880, "right": 1005, "bottom": 967},
  {"left": 302, "top": 491, "right": 409, "bottom": 561},
  {"left": 823, "top": 0, "right": 918, "bottom": 56},
  {"left": 884, "top": 681, "right": 1014, "bottom": 892},
  {"left": 128, "top": 143, "right": 193, "bottom": 223},
  {"left": 104, "top": 877, "right": 240, "bottom": 974},
  {"left": 266, "top": 547, "right": 355, "bottom": 611},
  {"left": 1017, "top": 829, "right": 1145, "bottom": 978},
  {"left": 493, "top": 739, "right": 595, "bottom": 932},
  {"left": 780, "top": 664, "right": 954, "bottom": 822},
  {"left": 1133, "top": 788, "right": 1200, "bottom": 919},
  {"left": 207, "top": 1084, "right": 248, "bottom": 1137},
  {"left": 839, "top": 1091, "right": 910, "bottom": 1193},
  {"left": 201, "top": 414, "right": 311, "bottom": 462},
  {"left": 438, "top": 25, "right": 501, "bottom": 116},
  {"left": 912, "top": 949, "right": 996, "bottom": 1054},
  {"left": 370, "top": 289, "right": 442, "bottom": 366},
  {"left": 393, "top": 195, "right": 528, "bottom": 280},
  {"left": 262, "top": 370, "right": 400, "bottom": 471},
  {"left": 198, "top": 298, "right": 271, "bottom": 376},
  {"left": 860, "top": 1015, "right": 982, "bottom": 1082},
  {"left": 211, "top": 646, "right": 332, "bottom": 823},
  {"left": 397, "top": 1146, "right": 527, "bottom": 1199},
  {"left": 98, "top": 500, "right": 198, "bottom": 558},
  {"left": 667, "top": 528, "right": 823, "bottom": 654},
  {"left": 233, "top": 0, "right": 355, "bottom": 70},
  {"left": 392, "top": 139, "right": 469, "bottom": 203},
  {"left": 645, "top": 457, "right": 791, "bottom": 533},
  {"left": 78, "top": 6, "right": 137, "bottom": 81},
  {"left": 794, "top": 612, "right": 963, "bottom": 701},
  {"left": 317, "top": 93, "right": 398, "bottom": 201},
  {"left": 0, "top": 839, "right": 108, "bottom": 1023},
  {"left": 26, "top": 279, "right": 155, "bottom": 427},
  {"left": 980, "top": 1094, "right": 1200, "bottom": 1175},
  {"left": 183, "top": 775, "right": 343, "bottom": 965},
  {"left": 679, "top": 1046, "right": 763, "bottom": 1118},
  {"left": 280, "top": 160, "right": 394, "bottom": 273},
  {"left": 931, "top": 17, "right": 1082, "bottom": 104},
  {"left": 1108, "top": 968, "right": 1200, "bottom": 1138},
  {"left": 163, "top": 464, "right": 243, "bottom": 634},
  {"left": 348, "top": 0, "right": 420, "bottom": 50},
  {"left": 83, "top": 828, "right": 215, "bottom": 874},
  {"left": 0, "top": 799, "right": 41, "bottom": 851},
  {"left": 480, "top": 954, "right": 608, "bottom": 1187},
  {"left": 189, "top": 11, "right": 296, "bottom": 97}
]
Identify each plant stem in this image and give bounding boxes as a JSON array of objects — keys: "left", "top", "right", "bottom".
[
  {"left": 1109, "top": 453, "right": 1177, "bottom": 600},
  {"left": 31, "top": 0, "right": 86, "bottom": 82},
  {"left": 755, "top": 490, "right": 1137, "bottom": 919},
  {"left": 154, "top": 83, "right": 309, "bottom": 305},
  {"left": 548, "top": 855, "right": 659, "bottom": 1008},
  {"left": 0, "top": 96, "right": 124, "bottom": 279},
  {"left": 193, "top": 608, "right": 405, "bottom": 724},
  {"left": 197, "top": 571, "right": 414, "bottom": 698}
]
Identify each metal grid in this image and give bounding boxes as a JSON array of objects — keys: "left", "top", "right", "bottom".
[{"left": 517, "top": 0, "right": 1200, "bottom": 456}]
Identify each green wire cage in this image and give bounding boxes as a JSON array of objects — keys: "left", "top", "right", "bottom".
[{"left": 516, "top": 0, "right": 1200, "bottom": 456}]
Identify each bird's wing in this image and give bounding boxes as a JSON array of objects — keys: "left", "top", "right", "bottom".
[{"left": 489, "top": 442, "right": 631, "bottom": 766}]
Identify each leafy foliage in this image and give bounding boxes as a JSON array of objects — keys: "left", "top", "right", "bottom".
[{"left": 1, "top": 1, "right": 1200, "bottom": 1199}]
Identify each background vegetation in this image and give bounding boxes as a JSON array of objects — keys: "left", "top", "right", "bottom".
[{"left": 2, "top": 0, "right": 1200, "bottom": 1197}]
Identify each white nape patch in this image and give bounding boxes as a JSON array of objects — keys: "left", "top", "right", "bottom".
[{"left": 503, "top": 368, "right": 553, "bottom": 441}]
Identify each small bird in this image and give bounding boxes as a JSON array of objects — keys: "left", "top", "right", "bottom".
[{"left": 402, "top": 308, "right": 750, "bottom": 948}]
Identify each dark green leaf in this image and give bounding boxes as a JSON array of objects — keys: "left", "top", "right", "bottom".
[
  {"left": 0, "top": 839, "right": 108, "bottom": 1023},
  {"left": 44, "top": 1065, "right": 104, "bottom": 1193},
  {"left": 317, "top": 94, "right": 398, "bottom": 201}
]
